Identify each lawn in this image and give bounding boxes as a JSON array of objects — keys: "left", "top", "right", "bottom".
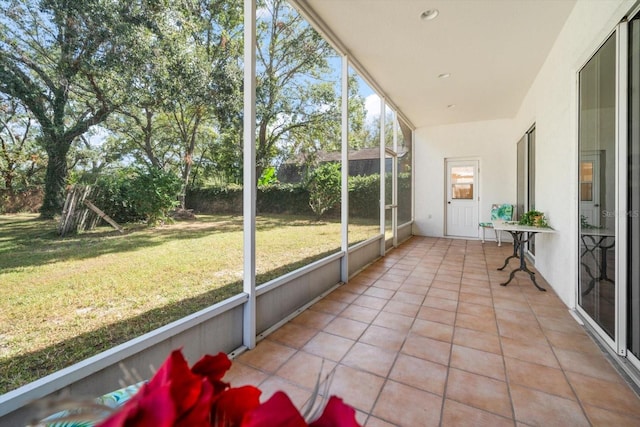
[{"left": 0, "top": 213, "right": 379, "bottom": 394}]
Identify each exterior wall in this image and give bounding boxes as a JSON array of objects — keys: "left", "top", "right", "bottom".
[
  {"left": 413, "top": 0, "right": 635, "bottom": 307},
  {"left": 413, "top": 119, "right": 517, "bottom": 238}
]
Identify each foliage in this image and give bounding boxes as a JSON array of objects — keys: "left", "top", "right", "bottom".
[
  {"left": 305, "top": 162, "right": 341, "bottom": 220},
  {"left": 258, "top": 166, "right": 278, "bottom": 186},
  {"left": 93, "top": 167, "right": 182, "bottom": 225},
  {"left": 348, "top": 174, "right": 380, "bottom": 219},
  {"left": 0, "top": 96, "right": 46, "bottom": 193},
  {"left": 519, "top": 209, "right": 549, "bottom": 227},
  {"left": 0, "top": 0, "right": 168, "bottom": 218},
  {"left": 255, "top": 0, "right": 341, "bottom": 180}
]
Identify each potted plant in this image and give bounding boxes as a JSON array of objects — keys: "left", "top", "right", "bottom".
[{"left": 519, "top": 209, "right": 549, "bottom": 227}]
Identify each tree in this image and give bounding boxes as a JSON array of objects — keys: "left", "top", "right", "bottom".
[
  {"left": 255, "top": 0, "right": 341, "bottom": 181},
  {"left": 0, "top": 0, "right": 162, "bottom": 218},
  {"left": 0, "top": 95, "right": 45, "bottom": 194}
]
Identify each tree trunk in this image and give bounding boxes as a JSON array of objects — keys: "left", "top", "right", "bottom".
[{"left": 40, "top": 141, "right": 70, "bottom": 219}]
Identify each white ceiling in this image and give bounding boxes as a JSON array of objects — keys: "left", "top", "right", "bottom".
[{"left": 298, "top": 0, "right": 577, "bottom": 128}]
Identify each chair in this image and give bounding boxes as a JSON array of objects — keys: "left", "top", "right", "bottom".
[{"left": 479, "top": 204, "right": 514, "bottom": 246}]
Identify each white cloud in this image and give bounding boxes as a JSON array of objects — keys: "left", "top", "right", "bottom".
[{"left": 364, "top": 94, "right": 382, "bottom": 122}]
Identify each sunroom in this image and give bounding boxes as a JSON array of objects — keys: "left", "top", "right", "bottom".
[{"left": 2, "top": 0, "right": 640, "bottom": 425}]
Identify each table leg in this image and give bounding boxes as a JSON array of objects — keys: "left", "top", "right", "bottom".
[
  {"left": 497, "top": 235, "right": 519, "bottom": 271},
  {"left": 499, "top": 231, "right": 546, "bottom": 292}
]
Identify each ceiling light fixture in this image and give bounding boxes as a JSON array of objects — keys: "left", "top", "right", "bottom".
[
  {"left": 420, "top": 9, "right": 439, "bottom": 21},
  {"left": 438, "top": 73, "right": 451, "bottom": 79},
  {"left": 447, "top": 104, "right": 456, "bottom": 109}
]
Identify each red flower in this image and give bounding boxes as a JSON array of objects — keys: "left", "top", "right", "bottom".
[
  {"left": 212, "top": 385, "right": 262, "bottom": 427},
  {"left": 309, "top": 396, "right": 360, "bottom": 427},
  {"left": 192, "top": 352, "right": 232, "bottom": 396},
  {"left": 96, "top": 381, "right": 176, "bottom": 427},
  {"left": 241, "top": 391, "right": 307, "bottom": 427},
  {"left": 95, "top": 349, "right": 361, "bottom": 427}
]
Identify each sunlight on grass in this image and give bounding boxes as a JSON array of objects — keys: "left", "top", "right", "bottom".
[{"left": 0, "top": 213, "right": 379, "bottom": 393}]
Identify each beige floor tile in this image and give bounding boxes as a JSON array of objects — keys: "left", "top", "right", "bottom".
[
  {"left": 359, "top": 324, "right": 407, "bottom": 352},
  {"left": 372, "top": 311, "right": 414, "bottom": 332},
  {"left": 258, "top": 376, "right": 312, "bottom": 409},
  {"left": 325, "top": 288, "right": 359, "bottom": 304},
  {"left": 341, "top": 342, "right": 397, "bottom": 377},
  {"left": 302, "top": 331, "right": 355, "bottom": 361},
  {"left": 450, "top": 344, "right": 506, "bottom": 381},
  {"left": 224, "top": 360, "right": 269, "bottom": 387},
  {"left": 441, "top": 399, "right": 514, "bottom": 427},
  {"left": 457, "top": 301, "right": 495, "bottom": 318},
  {"left": 382, "top": 300, "right": 420, "bottom": 317},
  {"left": 455, "top": 312, "right": 498, "bottom": 335},
  {"left": 583, "top": 404, "right": 640, "bottom": 426},
  {"left": 446, "top": 368, "right": 512, "bottom": 418},
  {"left": 275, "top": 351, "right": 336, "bottom": 390},
  {"left": 430, "top": 280, "right": 460, "bottom": 291},
  {"left": 390, "top": 290, "right": 424, "bottom": 305},
  {"left": 363, "top": 287, "right": 395, "bottom": 300},
  {"left": 453, "top": 327, "right": 502, "bottom": 355},
  {"left": 566, "top": 371, "right": 640, "bottom": 418},
  {"left": 339, "top": 304, "right": 379, "bottom": 323},
  {"left": 554, "top": 348, "right": 626, "bottom": 383},
  {"left": 504, "top": 357, "right": 575, "bottom": 399},
  {"left": 427, "top": 287, "right": 459, "bottom": 301},
  {"left": 401, "top": 332, "right": 451, "bottom": 366},
  {"left": 324, "top": 316, "right": 368, "bottom": 340},
  {"left": 459, "top": 284, "right": 492, "bottom": 296},
  {"left": 341, "top": 282, "right": 371, "bottom": 295},
  {"left": 411, "top": 318, "right": 454, "bottom": 342},
  {"left": 236, "top": 340, "right": 296, "bottom": 373},
  {"left": 365, "top": 416, "right": 396, "bottom": 427},
  {"left": 372, "top": 380, "right": 442, "bottom": 427},
  {"left": 510, "top": 383, "right": 590, "bottom": 427},
  {"left": 397, "top": 283, "right": 430, "bottom": 295},
  {"left": 500, "top": 336, "right": 560, "bottom": 369},
  {"left": 310, "top": 298, "right": 349, "bottom": 315},
  {"left": 492, "top": 297, "right": 532, "bottom": 313},
  {"left": 225, "top": 237, "right": 640, "bottom": 427},
  {"left": 266, "top": 322, "right": 318, "bottom": 349},
  {"left": 459, "top": 292, "right": 493, "bottom": 307},
  {"left": 290, "top": 309, "right": 335, "bottom": 330},
  {"left": 417, "top": 306, "right": 457, "bottom": 325},
  {"left": 545, "top": 328, "right": 602, "bottom": 355},
  {"left": 372, "top": 279, "right": 403, "bottom": 291},
  {"left": 423, "top": 295, "right": 458, "bottom": 312},
  {"left": 354, "top": 294, "right": 388, "bottom": 310},
  {"left": 328, "top": 365, "right": 385, "bottom": 412},
  {"left": 389, "top": 353, "right": 447, "bottom": 396},
  {"left": 496, "top": 317, "right": 546, "bottom": 342}
]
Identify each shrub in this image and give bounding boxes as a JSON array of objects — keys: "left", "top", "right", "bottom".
[
  {"left": 93, "top": 168, "right": 181, "bottom": 225},
  {"left": 306, "top": 162, "right": 341, "bottom": 220}
]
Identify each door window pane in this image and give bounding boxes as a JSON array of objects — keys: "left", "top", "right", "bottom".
[{"left": 451, "top": 166, "right": 474, "bottom": 199}]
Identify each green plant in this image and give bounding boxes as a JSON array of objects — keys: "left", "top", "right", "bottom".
[
  {"left": 93, "top": 167, "right": 182, "bottom": 225},
  {"left": 305, "top": 162, "right": 341, "bottom": 220},
  {"left": 519, "top": 209, "right": 549, "bottom": 227}
]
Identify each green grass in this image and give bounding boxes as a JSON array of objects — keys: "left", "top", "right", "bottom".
[{"left": 0, "top": 213, "right": 379, "bottom": 394}]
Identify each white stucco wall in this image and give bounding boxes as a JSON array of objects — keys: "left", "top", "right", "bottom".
[
  {"left": 413, "top": 119, "right": 517, "bottom": 238},
  {"left": 414, "top": 0, "right": 635, "bottom": 306}
]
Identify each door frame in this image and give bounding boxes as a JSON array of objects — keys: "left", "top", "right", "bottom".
[{"left": 444, "top": 157, "right": 480, "bottom": 238}]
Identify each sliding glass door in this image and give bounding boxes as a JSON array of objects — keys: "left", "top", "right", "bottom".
[
  {"left": 578, "top": 33, "right": 617, "bottom": 339},
  {"left": 628, "top": 15, "right": 640, "bottom": 365}
]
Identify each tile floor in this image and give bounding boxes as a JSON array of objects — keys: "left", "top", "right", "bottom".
[{"left": 228, "top": 237, "right": 640, "bottom": 426}]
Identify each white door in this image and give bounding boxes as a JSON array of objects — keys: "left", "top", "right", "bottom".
[
  {"left": 580, "top": 153, "right": 601, "bottom": 229},
  {"left": 446, "top": 159, "right": 479, "bottom": 237}
]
